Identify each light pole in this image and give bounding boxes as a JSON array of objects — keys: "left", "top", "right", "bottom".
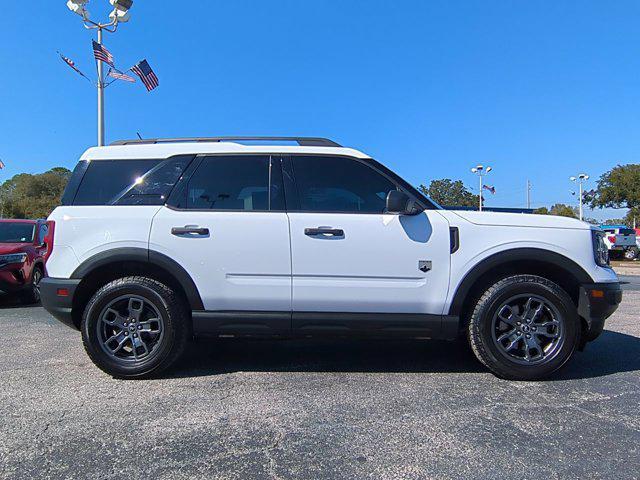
[
  {"left": 471, "top": 164, "right": 492, "bottom": 211},
  {"left": 570, "top": 173, "right": 589, "bottom": 221},
  {"left": 66, "top": 0, "right": 134, "bottom": 146}
]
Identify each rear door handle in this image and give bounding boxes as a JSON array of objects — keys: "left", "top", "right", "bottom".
[
  {"left": 304, "top": 227, "right": 344, "bottom": 237},
  {"left": 171, "top": 226, "right": 210, "bottom": 236}
]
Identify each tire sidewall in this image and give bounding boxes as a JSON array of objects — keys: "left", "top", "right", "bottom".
[
  {"left": 475, "top": 278, "right": 579, "bottom": 379},
  {"left": 82, "top": 281, "right": 178, "bottom": 377}
]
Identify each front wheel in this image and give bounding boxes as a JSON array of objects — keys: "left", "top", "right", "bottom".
[
  {"left": 624, "top": 247, "right": 638, "bottom": 260},
  {"left": 81, "top": 276, "right": 190, "bottom": 379},
  {"left": 467, "top": 275, "right": 579, "bottom": 380}
]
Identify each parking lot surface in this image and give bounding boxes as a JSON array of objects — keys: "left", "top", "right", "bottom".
[{"left": 1, "top": 286, "right": 639, "bottom": 479}]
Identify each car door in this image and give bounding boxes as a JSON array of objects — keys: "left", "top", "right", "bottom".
[
  {"left": 149, "top": 155, "right": 291, "bottom": 325},
  {"left": 285, "top": 155, "right": 451, "bottom": 332}
]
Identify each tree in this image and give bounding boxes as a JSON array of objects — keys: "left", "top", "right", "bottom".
[
  {"left": 588, "top": 164, "right": 640, "bottom": 210},
  {"left": 549, "top": 203, "right": 579, "bottom": 219},
  {"left": 418, "top": 179, "right": 478, "bottom": 207},
  {"left": 602, "top": 218, "right": 626, "bottom": 226},
  {"left": 0, "top": 167, "right": 71, "bottom": 219},
  {"left": 624, "top": 207, "right": 640, "bottom": 228},
  {"left": 533, "top": 207, "right": 549, "bottom": 215}
]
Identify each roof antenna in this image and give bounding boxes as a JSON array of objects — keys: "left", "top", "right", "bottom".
[{"left": 136, "top": 132, "right": 143, "bottom": 140}]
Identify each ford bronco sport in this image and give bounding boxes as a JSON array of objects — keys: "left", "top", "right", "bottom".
[{"left": 40, "top": 137, "right": 622, "bottom": 380}]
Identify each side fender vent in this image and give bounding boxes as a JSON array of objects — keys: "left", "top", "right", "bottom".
[{"left": 450, "top": 227, "right": 460, "bottom": 254}]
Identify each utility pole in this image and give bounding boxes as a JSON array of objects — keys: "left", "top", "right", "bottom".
[
  {"left": 526, "top": 180, "right": 531, "bottom": 209},
  {"left": 66, "top": 0, "right": 134, "bottom": 146},
  {"left": 471, "top": 165, "right": 492, "bottom": 212},
  {"left": 570, "top": 173, "right": 589, "bottom": 221}
]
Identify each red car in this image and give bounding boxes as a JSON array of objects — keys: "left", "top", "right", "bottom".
[{"left": 0, "top": 219, "right": 53, "bottom": 304}]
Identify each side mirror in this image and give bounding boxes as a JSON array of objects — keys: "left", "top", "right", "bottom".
[{"left": 386, "top": 190, "right": 423, "bottom": 215}]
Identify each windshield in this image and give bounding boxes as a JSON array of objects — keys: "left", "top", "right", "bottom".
[{"left": 0, "top": 223, "right": 35, "bottom": 243}]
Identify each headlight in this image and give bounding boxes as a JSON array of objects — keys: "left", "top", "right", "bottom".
[
  {"left": 592, "top": 230, "right": 610, "bottom": 267},
  {"left": 0, "top": 253, "right": 27, "bottom": 266}
]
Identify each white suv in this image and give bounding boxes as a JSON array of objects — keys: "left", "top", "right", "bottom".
[{"left": 41, "top": 137, "right": 622, "bottom": 380}]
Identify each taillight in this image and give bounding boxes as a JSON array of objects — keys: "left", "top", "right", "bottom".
[
  {"left": 608, "top": 235, "right": 616, "bottom": 244},
  {"left": 44, "top": 221, "right": 55, "bottom": 262}
]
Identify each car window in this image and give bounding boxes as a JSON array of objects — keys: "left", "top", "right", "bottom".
[
  {"left": 179, "top": 156, "right": 284, "bottom": 211},
  {"left": 620, "top": 228, "right": 635, "bottom": 235},
  {"left": 73, "top": 159, "right": 162, "bottom": 205},
  {"left": 291, "top": 156, "right": 397, "bottom": 213},
  {"left": 113, "top": 156, "right": 194, "bottom": 205},
  {"left": 0, "top": 223, "right": 35, "bottom": 243},
  {"left": 38, "top": 224, "right": 49, "bottom": 244}
]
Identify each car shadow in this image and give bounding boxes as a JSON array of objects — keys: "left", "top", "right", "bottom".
[
  {"left": 0, "top": 293, "right": 36, "bottom": 310},
  {"left": 163, "top": 329, "right": 640, "bottom": 381},
  {"left": 555, "top": 330, "right": 640, "bottom": 381}
]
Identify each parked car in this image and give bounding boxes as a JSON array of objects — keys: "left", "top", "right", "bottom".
[
  {"left": 41, "top": 137, "right": 621, "bottom": 380},
  {"left": 0, "top": 219, "right": 52, "bottom": 304},
  {"left": 601, "top": 225, "right": 638, "bottom": 260}
]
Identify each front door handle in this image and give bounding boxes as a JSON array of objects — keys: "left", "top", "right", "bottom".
[
  {"left": 304, "top": 227, "right": 344, "bottom": 237},
  {"left": 171, "top": 226, "right": 210, "bottom": 236}
]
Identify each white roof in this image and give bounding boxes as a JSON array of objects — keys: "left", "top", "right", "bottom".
[{"left": 80, "top": 142, "right": 371, "bottom": 161}]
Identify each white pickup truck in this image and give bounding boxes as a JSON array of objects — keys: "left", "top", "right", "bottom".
[{"left": 602, "top": 226, "right": 638, "bottom": 260}]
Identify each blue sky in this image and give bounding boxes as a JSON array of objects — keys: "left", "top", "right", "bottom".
[{"left": 1, "top": 1, "right": 639, "bottom": 220}]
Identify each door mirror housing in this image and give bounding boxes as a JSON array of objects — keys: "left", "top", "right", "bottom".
[{"left": 386, "top": 190, "right": 423, "bottom": 215}]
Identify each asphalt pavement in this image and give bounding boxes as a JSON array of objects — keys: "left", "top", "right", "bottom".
[
  {"left": 619, "top": 275, "right": 640, "bottom": 291},
  {"left": 1, "top": 290, "right": 639, "bottom": 479}
]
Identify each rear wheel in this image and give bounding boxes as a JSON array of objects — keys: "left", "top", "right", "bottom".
[
  {"left": 81, "top": 276, "right": 190, "bottom": 379},
  {"left": 467, "top": 275, "right": 579, "bottom": 380},
  {"left": 624, "top": 247, "right": 638, "bottom": 260},
  {"left": 21, "top": 267, "right": 43, "bottom": 305}
]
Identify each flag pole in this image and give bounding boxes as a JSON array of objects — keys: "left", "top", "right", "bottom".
[{"left": 97, "top": 26, "right": 105, "bottom": 147}]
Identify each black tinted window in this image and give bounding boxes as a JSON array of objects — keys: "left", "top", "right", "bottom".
[
  {"left": 0, "top": 223, "right": 34, "bottom": 243},
  {"left": 180, "top": 156, "right": 284, "bottom": 210},
  {"left": 291, "top": 156, "right": 397, "bottom": 213},
  {"left": 620, "top": 228, "right": 635, "bottom": 235},
  {"left": 73, "top": 160, "right": 161, "bottom": 205},
  {"left": 114, "top": 156, "right": 194, "bottom": 205},
  {"left": 61, "top": 161, "right": 89, "bottom": 205}
]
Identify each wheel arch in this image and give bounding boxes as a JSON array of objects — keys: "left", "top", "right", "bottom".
[
  {"left": 448, "top": 248, "right": 592, "bottom": 321},
  {"left": 70, "top": 248, "right": 203, "bottom": 328}
]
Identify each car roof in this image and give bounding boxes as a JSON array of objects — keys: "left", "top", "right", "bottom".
[
  {"left": 80, "top": 138, "right": 371, "bottom": 161},
  {"left": 0, "top": 219, "right": 38, "bottom": 224}
]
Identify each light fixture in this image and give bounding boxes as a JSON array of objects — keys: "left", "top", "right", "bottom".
[
  {"left": 67, "top": 0, "right": 89, "bottom": 18},
  {"left": 109, "top": 0, "right": 133, "bottom": 22}
]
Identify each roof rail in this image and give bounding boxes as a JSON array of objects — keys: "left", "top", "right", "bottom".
[{"left": 110, "top": 136, "right": 342, "bottom": 147}]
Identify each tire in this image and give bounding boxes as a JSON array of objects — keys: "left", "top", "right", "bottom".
[
  {"left": 81, "top": 276, "right": 190, "bottom": 379},
  {"left": 624, "top": 247, "right": 638, "bottom": 260},
  {"left": 467, "top": 275, "right": 579, "bottom": 380},
  {"left": 21, "top": 266, "right": 43, "bottom": 305}
]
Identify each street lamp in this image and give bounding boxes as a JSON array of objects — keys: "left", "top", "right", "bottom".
[
  {"left": 66, "top": 0, "right": 134, "bottom": 146},
  {"left": 570, "top": 173, "right": 589, "bottom": 221},
  {"left": 109, "top": 0, "right": 133, "bottom": 22},
  {"left": 471, "top": 164, "right": 492, "bottom": 211}
]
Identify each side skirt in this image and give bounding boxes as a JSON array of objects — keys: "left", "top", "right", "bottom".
[{"left": 192, "top": 311, "right": 459, "bottom": 340}]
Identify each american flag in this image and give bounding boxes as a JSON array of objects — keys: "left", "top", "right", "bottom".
[
  {"left": 58, "top": 52, "right": 91, "bottom": 80},
  {"left": 131, "top": 59, "right": 159, "bottom": 91},
  {"left": 0, "top": 159, "right": 5, "bottom": 169},
  {"left": 92, "top": 40, "right": 114, "bottom": 67},
  {"left": 483, "top": 184, "right": 496, "bottom": 194},
  {"left": 108, "top": 68, "right": 136, "bottom": 83}
]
